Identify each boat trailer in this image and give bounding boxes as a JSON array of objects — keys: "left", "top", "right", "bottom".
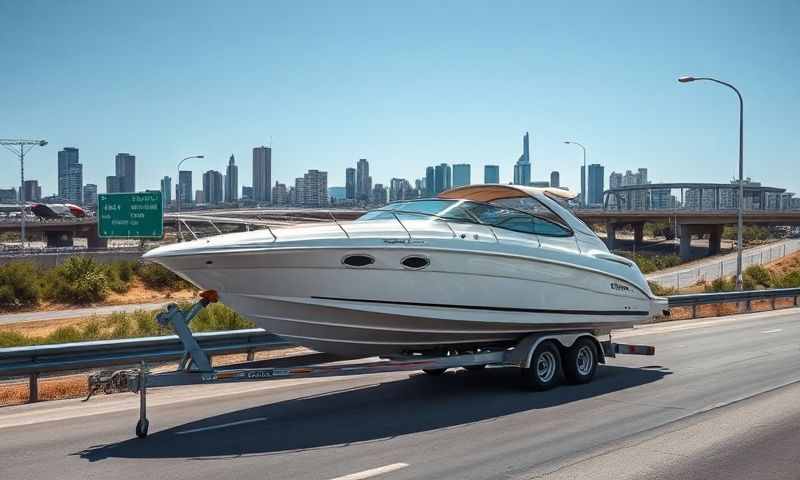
[{"left": 86, "top": 291, "right": 655, "bottom": 438}]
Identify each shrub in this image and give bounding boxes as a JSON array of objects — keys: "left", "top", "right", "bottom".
[
  {"left": 742, "top": 265, "right": 772, "bottom": 290},
  {"left": 705, "top": 277, "right": 736, "bottom": 292},
  {"left": 136, "top": 263, "right": 191, "bottom": 291},
  {"left": 0, "top": 330, "right": 31, "bottom": 348},
  {"left": 45, "top": 256, "right": 108, "bottom": 304},
  {"left": 191, "top": 303, "right": 254, "bottom": 332},
  {"left": 103, "top": 261, "right": 137, "bottom": 294},
  {"left": 0, "top": 261, "right": 41, "bottom": 309},
  {"left": 47, "top": 326, "right": 84, "bottom": 344},
  {"left": 648, "top": 281, "right": 675, "bottom": 296},
  {"left": 774, "top": 271, "right": 800, "bottom": 288}
]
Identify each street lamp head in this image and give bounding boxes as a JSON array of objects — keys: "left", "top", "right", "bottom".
[
  {"left": 678, "top": 75, "right": 696, "bottom": 83},
  {"left": 196, "top": 155, "right": 205, "bottom": 159},
  {"left": 38, "top": 140, "right": 48, "bottom": 147},
  {"left": 563, "top": 141, "right": 571, "bottom": 144}
]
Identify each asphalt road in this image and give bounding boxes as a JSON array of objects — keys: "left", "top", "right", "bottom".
[
  {"left": 0, "top": 302, "right": 172, "bottom": 326},
  {"left": 1, "top": 308, "right": 800, "bottom": 480}
]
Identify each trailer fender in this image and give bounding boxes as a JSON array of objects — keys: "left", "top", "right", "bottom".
[{"left": 510, "top": 333, "right": 605, "bottom": 369}]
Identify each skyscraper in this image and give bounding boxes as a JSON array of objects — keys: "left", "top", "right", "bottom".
[
  {"left": 57, "top": 147, "right": 83, "bottom": 204},
  {"left": 372, "top": 184, "right": 388, "bottom": 205},
  {"left": 106, "top": 176, "right": 124, "bottom": 193},
  {"left": 241, "top": 186, "right": 254, "bottom": 201},
  {"left": 178, "top": 170, "right": 193, "bottom": 206},
  {"left": 484, "top": 165, "right": 499, "bottom": 184},
  {"left": 115, "top": 153, "right": 136, "bottom": 192},
  {"left": 580, "top": 164, "right": 605, "bottom": 207},
  {"left": 272, "top": 181, "right": 288, "bottom": 205},
  {"left": 609, "top": 172, "right": 623, "bottom": 189},
  {"left": 225, "top": 154, "right": 238, "bottom": 203},
  {"left": 303, "top": 170, "right": 328, "bottom": 207},
  {"left": 434, "top": 163, "right": 451, "bottom": 194},
  {"left": 452, "top": 164, "right": 471, "bottom": 187},
  {"left": 513, "top": 132, "right": 531, "bottom": 186},
  {"left": 23, "top": 180, "right": 41, "bottom": 202},
  {"left": 356, "top": 158, "right": 370, "bottom": 201},
  {"left": 203, "top": 170, "right": 224, "bottom": 205},
  {"left": 252, "top": 146, "right": 272, "bottom": 203},
  {"left": 345, "top": 168, "right": 356, "bottom": 200},
  {"left": 160, "top": 176, "right": 172, "bottom": 209},
  {"left": 82, "top": 184, "right": 98, "bottom": 208},
  {"left": 425, "top": 167, "right": 435, "bottom": 197},
  {"left": 550, "top": 171, "right": 560, "bottom": 188},
  {"left": 389, "top": 178, "right": 412, "bottom": 202}
]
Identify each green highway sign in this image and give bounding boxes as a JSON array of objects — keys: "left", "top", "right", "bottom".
[{"left": 98, "top": 192, "right": 164, "bottom": 239}]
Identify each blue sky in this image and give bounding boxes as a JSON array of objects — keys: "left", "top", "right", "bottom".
[{"left": 1, "top": 0, "right": 799, "bottom": 196}]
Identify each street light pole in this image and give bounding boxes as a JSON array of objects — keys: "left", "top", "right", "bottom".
[
  {"left": 0, "top": 139, "right": 48, "bottom": 248},
  {"left": 678, "top": 75, "right": 744, "bottom": 290},
  {"left": 564, "top": 141, "right": 587, "bottom": 207},
  {"left": 176, "top": 155, "right": 204, "bottom": 242}
]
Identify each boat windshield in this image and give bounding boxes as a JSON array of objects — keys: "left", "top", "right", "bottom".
[{"left": 357, "top": 199, "right": 572, "bottom": 237}]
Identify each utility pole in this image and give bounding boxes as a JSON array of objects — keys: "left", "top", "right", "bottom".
[{"left": 0, "top": 139, "right": 48, "bottom": 248}]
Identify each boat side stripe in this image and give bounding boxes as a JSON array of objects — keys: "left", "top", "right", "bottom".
[{"left": 310, "top": 296, "right": 648, "bottom": 316}]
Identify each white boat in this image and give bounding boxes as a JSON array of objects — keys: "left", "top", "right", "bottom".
[{"left": 143, "top": 185, "right": 667, "bottom": 356}]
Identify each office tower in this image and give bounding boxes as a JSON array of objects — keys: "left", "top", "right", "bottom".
[
  {"left": 303, "top": 170, "right": 328, "bottom": 207},
  {"left": 294, "top": 177, "right": 306, "bottom": 205},
  {"left": 434, "top": 163, "right": 451, "bottom": 194},
  {"left": 195, "top": 190, "right": 205, "bottom": 204},
  {"left": 225, "top": 154, "right": 238, "bottom": 203},
  {"left": 513, "top": 132, "right": 531, "bottom": 186},
  {"left": 609, "top": 172, "right": 623, "bottom": 189},
  {"left": 241, "top": 186, "right": 254, "bottom": 201},
  {"left": 0, "top": 188, "right": 16, "bottom": 203},
  {"left": 389, "top": 178, "right": 412, "bottom": 202},
  {"left": 23, "top": 180, "right": 41, "bottom": 202},
  {"left": 160, "top": 176, "right": 172, "bottom": 208},
  {"left": 356, "top": 158, "right": 370, "bottom": 201},
  {"left": 115, "top": 153, "right": 136, "bottom": 192},
  {"left": 452, "top": 164, "right": 471, "bottom": 188},
  {"left": 580, "top": 164, "right": 605, "bottom": 207},
  {"left": 178, "top": 170, "right": 193, "bottom": 206},
  {"left": 202, "top": 170, "right": 224, "bottom": 205},
  {"left": 272, "top": 181, "right": 288, "bottom": 205},
  {"left": 550, "top": 171, "right": 560, "bottom": 188},
  {"left": 425, "top": 167, "right": 435, "bottom": 197},
  {"left": 484, "top": 165, "right": 500, "bottom": 184},
  {"left": 372, "top": 184, "right": 387, "bottom": 205},
  {"left": 345, "top": 167, "right": 356, "bottom": 200},
  {"left": 252, "top": 146, "right": 272, "bottom": 203},
  {"left": 57, "top": 147, "right": 83, "bottom": 204},
  {"left": 82, "top": 184, "right": 97, "bottom": 208},
  {"left": 106, "top": 176, "right": 124, "bottom": 193}
]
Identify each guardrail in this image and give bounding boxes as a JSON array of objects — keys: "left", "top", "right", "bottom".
[
  {"left": 0, "top": 329, "right": 290, "bottom": 402},
  {"left": 668, "top": 287, "right": 800, "bottom": 318}
]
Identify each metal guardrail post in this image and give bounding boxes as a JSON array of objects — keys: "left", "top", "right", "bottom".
[
  {"left": 247, "top": 349, "right": 255, "bottom": 361},
  {"left": 29, "top": 373, "right": 38, "bottom": 403}
]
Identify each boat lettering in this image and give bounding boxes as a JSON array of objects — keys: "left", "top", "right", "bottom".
[{"left": 610, "top": 282, "right": 630, "bottom": 292}]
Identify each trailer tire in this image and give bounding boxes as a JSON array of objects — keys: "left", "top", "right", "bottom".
[
  {"left": 423, "top": 368, "right": 447, "bottom": 376},
  {"left": 521, "top": 341, "right": 562, "bottom": 390},
  {"left": 563, "top": 337, "right": 598, "bottom": 384}
]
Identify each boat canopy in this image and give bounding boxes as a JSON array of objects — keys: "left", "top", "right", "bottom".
[{"left": 437, "top": 184, "right": 577, "bottom": 203}]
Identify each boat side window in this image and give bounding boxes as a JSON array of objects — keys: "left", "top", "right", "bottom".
[
  {"left": 489, "top": 197, "right": 572, "bottom": 233},
  {"left": 464, "top": 202, "right": 572, "bottom": 237}
]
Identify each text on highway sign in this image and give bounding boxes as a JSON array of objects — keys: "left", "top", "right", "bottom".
[{"left": 98, "top": 192, "right": 163, "bottom": 239}]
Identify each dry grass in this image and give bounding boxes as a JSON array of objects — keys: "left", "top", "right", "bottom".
[{"left": 766, "top": 250, "right": 800, "bottom": 278}]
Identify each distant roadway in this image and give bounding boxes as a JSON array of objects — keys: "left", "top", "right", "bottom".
[
  {"left": 1, "top": 308, "right": 799, "bottom": 479},
  {"left": 0, "top": 302, "right": 172, "bottom": 326}
]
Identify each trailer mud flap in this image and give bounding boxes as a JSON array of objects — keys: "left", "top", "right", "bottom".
[{"left": 601, "top": 341, "right": 655, "bottom": 357}]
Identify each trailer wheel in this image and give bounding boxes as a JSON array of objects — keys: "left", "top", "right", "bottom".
[
  {"left": 135, "top": 419, "right": 149, "bottom": 438},
  {"left": 423, "top": 368, "right": 447, "bottom": 376},
  {"left": 564, "top": 338, "right": 598, "bottom": 384},
  {"left": 521, "top": 341, "right": 562, "bottom": 390}
]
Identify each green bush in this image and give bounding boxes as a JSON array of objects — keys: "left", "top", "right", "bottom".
[
  {"left": 648, "top": 281, "right": 675, "bottom": 296},
  {"left": 774, "top": 271, "right": 800, "bottom": 288},
  {"left": 103, "top": 260, "right": 138, "bottom": 294},
  {"left": 627, "top": 254, "right": 681, "bottom": 274},
  {"left": 742, "top": 265, "right": 772, "bottom": 290},
  {"left": 136, "top": 263, "right": 191, "bottom": 291},
  {"left": 0, "top": 261, "right": 41, "bottom": 309},
  {"left": 45, "top": 256, "right": 108, "bottom": 304},
  {"left": 705, "top": 277, "right": 736, "bottom": 292},
  {"left": 191, "top": 303, "right": 254, "bottom": 332}
]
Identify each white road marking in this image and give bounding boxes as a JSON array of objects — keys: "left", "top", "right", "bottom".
[
  {"left": 329, "top": 463, "right": 410, "bottom": 480},
  {"left": 175, "top": 417, "right": 268, "bottom": 435},
  {"left": 761, "top": 328, "right": 783, "bottom": 334}
]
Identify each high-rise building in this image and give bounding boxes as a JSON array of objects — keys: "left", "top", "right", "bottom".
[
  {"left": 609, "top": 172, "right": 623, "bottom": 189},
  {"left": 202, "top": 170, "right": 224, "bottom": 205},
  {"left": 178, "top": 170, "right": 193, "bottom": 206},
  {"left": 241, "top": 186, "right": 254, "bottom": 201},
  {"left": 160, "top": 176, "right": 172, "bottom": 209},
  {"left": 434, "top": 163, "right": 451, "bottom": 194},
  {"left": 57, "top": 147, "right": 83, "bottom": 204},
  {"left": 225, "top": 154, "right": 238, "bottom": 203},
  {"left": 425, "top": 167, "right": 435, "bottom": 197},
  {"left": 115, "top": 153, "right": 136, "bottom": 192},
  {"left": 580, "top": 164, "right": 605, "bottom": 207},
  {"left": 303, "top": 170, "right": 328, "bottom": 207},
  {"left": 356, "top": 158, "right": 370, "bottom": 201},
  {"left": 293, "top": 177, "right": 305, "bottom": 205},
  {"left": 23, "top": 180, "right": 41, "bottom": 202},
  {"left": 372, "top": 184, "right": 388, "bottom": 205},
  {"left": 106, "top": 176, "right": 124, "bottom": 193},
  {"left": 82, "top": 184, "right": 98, "bottom": 208},
  {"left": 272, "top": 181, "right": 288, "bottom": 205},
  {"left": 252, "top": 146, "right": 272, "bottom": 203},
  {"left": 195, "top": 190, "right": 205, "bottom": 204},
  {"left": 389, "top": 178, "right": 412, "bottom": 202},
  {"left": 0, "top": 188, "right": 16, "bottom": 203},
  {"left": 452, "top": 164, "right": 471, "bottom": 187},
  {"left": 550, "top": 171, "right": 560, "bottom": 188},
  {"left": 484, "top": 165, "right": 500, "bottom": 184},
  {"left": 345, "top": 168, "right": 356, "bottom": 200},
  {"left": 513, "top": 132, "right": 531, "bottom": 186}
]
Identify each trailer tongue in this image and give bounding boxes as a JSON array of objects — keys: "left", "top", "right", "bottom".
[{"left": 86, "top": 291, "right": 655, "bottom": 438}]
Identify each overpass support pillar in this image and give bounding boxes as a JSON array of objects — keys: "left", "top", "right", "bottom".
[
  {"left": 679, "top": 224, "right": 692, "bottom": 260},
  {"left": 633, "top": 222, "right": 644, "bottom": 248},
  {"left": 85, "top": 225, "right": 108, "bottom": 249},
  {"left": 605, "top": 223, "right": 618, "bottom": 250},
  {"left": 709, "top": 225, "right": 723, "bottom": 256},
  {"left": 45, "top": 231, "right": 74, "bottom": 248}
]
